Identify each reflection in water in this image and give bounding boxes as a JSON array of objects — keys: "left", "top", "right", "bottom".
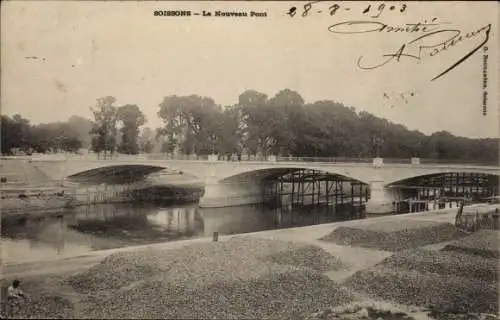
[{"left": 1, "top": 202, "right": 367, "bottom": 264}]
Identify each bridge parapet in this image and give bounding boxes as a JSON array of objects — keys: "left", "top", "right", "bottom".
[
  {"left": 28, "top": 153, "right": 408, "bottom": 165},
  {"left": 28, "top": 153, "right": 499, "bottom": 167}
]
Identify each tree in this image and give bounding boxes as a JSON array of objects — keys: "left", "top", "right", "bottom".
[
  {"left": 116, "top": 104, "right": 146, "bottom": 154},
  {"left": 139, "top": 127, "right": 155, "bottom": 153},
  {"left": 67, "top": 116, "right": 93, "bottom": 148},
  {"left": 267, "top": 89, "right": 305, "bottom": 156},
  {"left": 1, "top": 114, "right": 34, "bottom": 154},
  {"left": 30, "top": 121, "right": 84, "bottom": 153},
  {"left": 2, "top": 89, "right": 498, "bottom": 164},
  {"left": 216, "top": 106, "right": 243, "bottom": 156},
  {"left": 157, "top": 95, "right": 220, "bottom": 155},
  {"left": 1, "top": 115, "right": 18, "bottom": 154},
  {"left": 62, "top": 136, "right": 83, "bottom": 153},
  {"left": 236, "top": 90, "right": 276, "bottom": 156},
  {"left": 89, "top": 96, "right": 118, "bottom": 158}
]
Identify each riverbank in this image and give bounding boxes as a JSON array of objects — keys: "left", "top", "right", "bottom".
[
  {"left": 1, "top": 208, "right": 498, "bottom": 319},
  {"left": 1, "top": 208, "right": 456, "bottom": 276},
  {"left": 1, "top": 208, "right": 457, "bottom": 276},
  {"left": 1, "top": 238, "right": 422, "bottom": 319}
]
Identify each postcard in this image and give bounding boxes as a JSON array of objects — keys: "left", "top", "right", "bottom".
[{"left": 1, "top": 1, "right": 498, "bottom": 319}]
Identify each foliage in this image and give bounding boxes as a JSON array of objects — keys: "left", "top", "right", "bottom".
[
  {"left": 116, "top": 104, "right": 146, "bottom": 154},
  {"left": 155, "top": 90, "right": 498, "bottom": 164},
  {"left": 2, "top": 89, "right": 498, "bottom": 164},
  {"left": 139, "top": 127, "right": 155, "bottom": 153},
  {"left": 1, "top": 114, "right": 33, "bottom": 154},
  {"left": 67, "top": 116, "right": 93, "bottom": 148},
  {"left": 89, "top": 96, "right": 119, "bottom": 156},
  {"left": 1, "top": 115, "right": 84, "bottom": 154},
  {"left": 157, "top": 95, "right": 222, "bottom": 155}
]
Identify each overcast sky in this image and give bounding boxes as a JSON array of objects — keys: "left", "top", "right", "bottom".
[{"left": 1, "top": 1, "right": 498, "bottom": 138}]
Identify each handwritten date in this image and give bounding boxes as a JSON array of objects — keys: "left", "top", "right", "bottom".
[{"left": 287, "top": 2, "right": 407, "bottom": 18}]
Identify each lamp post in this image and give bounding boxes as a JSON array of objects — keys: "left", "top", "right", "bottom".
[
  {"left": 209, "top": 134, "right": 217, "bottom": 161},
  {"left": 415, "top": 141, "right": 421, "bottom": 158},
  {"left": 372, "top": 137, "right": 384, "bottom": 158}
]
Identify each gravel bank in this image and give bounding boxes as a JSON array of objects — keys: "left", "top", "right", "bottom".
[
  {"left": 65, "top": 250, "right": 171, "bottom": 293},
  {"left": 82, "top": 270, "right": 352, "bottom": 319},
  {"left": 344, "top": 268, "right": 498, "bottom": 314},
  {"left": 306, "top": 303, "right": 416, "bottom": 320},
  {"left": 443, "top": 230, "right": 500, "bottom": 259},
  {"left": 0, "top": 277, "right": 74, "bottom": 319},
  {"left": 377, "top": 249, "right": 499, "bottom": 282},
  {"left": 262, "top": 244, "right": 346, "bottom": 272},
  {"left": 66, "top": 237, "right": 346, "bottom": 293},
  {"left": 321, "top": 220, "right": 466, "bottom": 251},
  {"left": 427, "top": 310, "right": 500, "bottom": 320},
  {"left": 65, "top": 236, "right": 352, "bottom": 319}
]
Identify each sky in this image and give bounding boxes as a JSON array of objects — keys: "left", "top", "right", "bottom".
[{"left": 1, "top": 1, "right": 499, "bottom": 138}]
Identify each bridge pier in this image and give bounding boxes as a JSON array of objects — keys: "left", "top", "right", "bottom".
[
  {"left": 199, "top": 178, "right": 262, "bottom": 208},
  {"left": 365, "top": 177, "right": 396, "bottom": 214}
]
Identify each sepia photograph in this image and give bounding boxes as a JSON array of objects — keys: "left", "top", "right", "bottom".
[{"left": 1, "top": 1, "right": 499, "bottom": 319}]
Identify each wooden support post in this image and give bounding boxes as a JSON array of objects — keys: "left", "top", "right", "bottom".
[
  {"left": 301, "top": 170, "right": 305, "bottom": 208},
  {"left": 325, "top": 179, "right": 330, "bottom": 212},
  {"left": 336, "top": 183, "right": 340, "bottom": 210},
  {"left": 350, "top": 183, "right": 355, "bottom": 216},
  {"left": 340, "top": 180, "right": 344, "bottom": 206},
  {"left": 317, "top": 174, "right": 321, "bottom": 207},
  {"left": 311, "top": 173, "right": 315, "bottom": 208}
]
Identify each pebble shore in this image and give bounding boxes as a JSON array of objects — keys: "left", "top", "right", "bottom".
[{"left": 1, "top": 212, "right": 498, "bottom": 319}]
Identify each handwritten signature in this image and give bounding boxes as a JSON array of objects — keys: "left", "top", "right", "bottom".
[{"left": 328, "top": 20, "right": 491, "bottom": 81}]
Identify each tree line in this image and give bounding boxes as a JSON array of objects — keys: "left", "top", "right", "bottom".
[
  {"left": 1, "top": 89, "right": 498, "bottom": 164},
  {"left": 1, "top": 114, "right": 91, "bottom": 154}
]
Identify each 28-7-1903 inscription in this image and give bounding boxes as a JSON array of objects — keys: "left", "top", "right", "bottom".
[{"left": 153, "top": 10, "right": 268, "bottom": 17}]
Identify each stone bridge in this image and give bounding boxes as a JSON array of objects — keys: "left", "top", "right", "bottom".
[{"left": 29, "top": 156, "right": 500, "bottom": 212}]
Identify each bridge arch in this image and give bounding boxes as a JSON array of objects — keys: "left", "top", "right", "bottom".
[
  {"left": 218, "top": 166, "right": 370, "bottom": 185},
  {"left": 385, "top": 171, "right": 499, "bottom": 205},
  {"left": 66, "top": 164, "right": 200, "bottom": 185},
  {"left": 212, "top": 166, "right": 370, "bottom": 209},
  {"left": 386, "top": 171, "right": 500, "bottom": 188},
  {"left": 384, "top": 167, "right": 500, "bottom": 187}
]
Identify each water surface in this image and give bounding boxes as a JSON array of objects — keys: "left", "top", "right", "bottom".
[{"left": 1, "top": 202, "right": 370, "bottom": 264}]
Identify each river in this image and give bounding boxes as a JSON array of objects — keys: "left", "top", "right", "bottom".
[{"left": 0, "top": 202, "right": 374, "bottom": 265}]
